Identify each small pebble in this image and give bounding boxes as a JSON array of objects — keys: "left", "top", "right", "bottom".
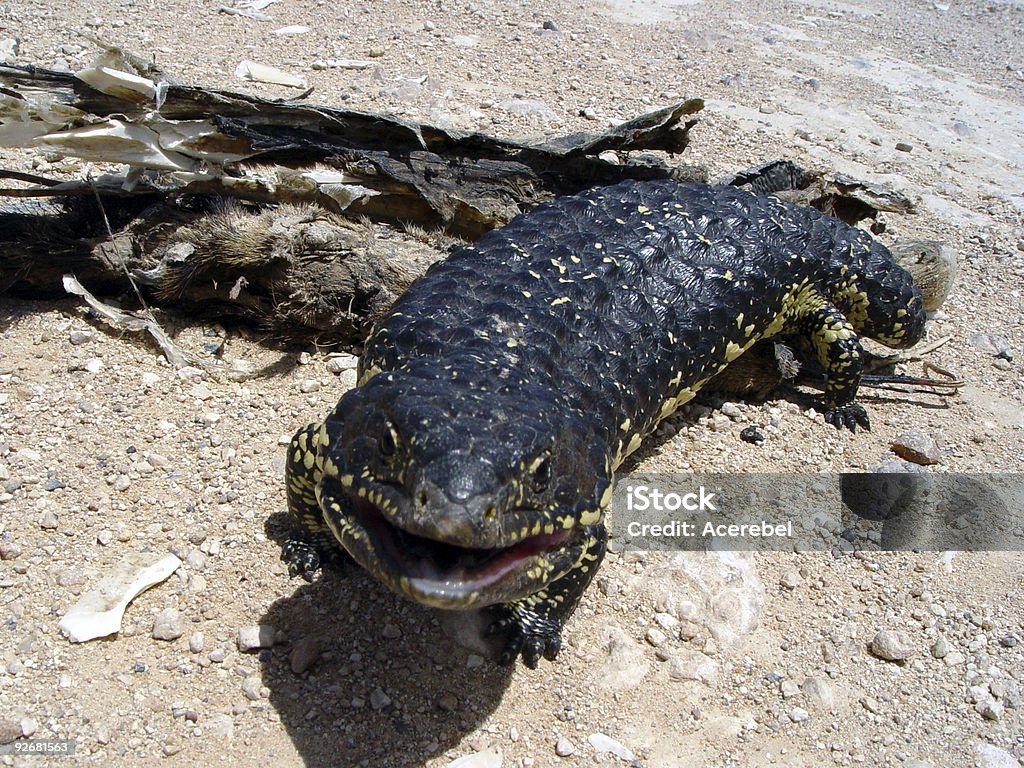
[
  {"left": 780, "top": 568, "right": 802, "bottom": 589},
  {"left": 975, "top": 698, "right": 1004, "bottom": 721},
  {"left": 443, "top": 746, "right": 502, "bottom": 768},
  {"left": 588, "top": 732, "right": 634, "bottom": 761},
  {"left": 289, "top": 636, "right": 323, "bottom": 674},
  {"left": 237, "top": 624, "right": 276, "bottom": 652},
  {"left": 369, "top": 687, "right": 391, "bottom": 710},
  {"left": 645, "top": 627, "right": 667, "bottom": 647},
  {"left": 69, "top": 330, "right": 94, "bottom": 345},
  {"left": 0, "top": 538, "right": 21, "bottom": 560},
  {"left": 739, "top": 425, "right": 765, "bottom": 444},
  {"left": 890, "top": 429, "right": 941, "bottom": 465},
  {"left": 39, "top": 511, "right": 59, "bottom": 529},
  {"left": 209, "top": 647, "right": 227, "bottom": 663},
  {"left": 653, "top": 612, "right": 678, "bottom": 631},
  {"left": 780, "top": 679, "right": 800, "bottom": 698},
  {"left": 97, "top": 529, "right": 113, "bottom": 546},
  {"left": 802, "top": 676, "right": 835, "bottom": 710},
  {"left": 931, "top": 635, "right": 950, "bottom": 659},
  {"left": 542, "top": 19, "right": 560, "bottom": 31},
  {"left": 189, "top": 632, "right": 205, "bottom": 653},
  {"left": 242, "top": 675, "right": 263, "bottom": 701},
  {"left": 152, "top": 608, "right": 185, "bottom": 641},
  {"left": 870, "top": 629, "right": 916, "bottom": 661},
  {"left": 299, "top": 379, "right": 321, "bottom": 394},
  {"left": 789, "top": 706, "right": 810, "bottom": 723},
  {"left": 895, "top": 141, "right": 914, "bottom": 152},
  {"left": 185, "top": 549, "right": 208, "bottom": 570},
  {"left": 555, "top": 736, "right": 575, "bottom": 756},
  {"left": 720, "top": 402, "right": 743, "bottom": 419},
  {"left": 325, "top": 355, "right": 358, "bottom": 374}
]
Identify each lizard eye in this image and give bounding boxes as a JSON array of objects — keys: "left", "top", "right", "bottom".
[
  {"left": 528, "top": 454, "right": 552, "bottom": 493},
  {"left": 379, "top": 424, "right": 399, "bottom": 461}
]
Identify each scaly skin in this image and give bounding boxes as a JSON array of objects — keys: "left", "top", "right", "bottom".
[{"left": 283, "top": 180, "right": 926, "bottom": 667}]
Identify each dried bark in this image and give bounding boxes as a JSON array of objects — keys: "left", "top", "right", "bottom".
[{"left": 0, "top": 54, "right": 941, "bottom": 379}]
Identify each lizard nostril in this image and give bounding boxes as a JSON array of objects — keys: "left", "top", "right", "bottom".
[{"left": 417, "top": 490, "right": 428, "bottom": 508}]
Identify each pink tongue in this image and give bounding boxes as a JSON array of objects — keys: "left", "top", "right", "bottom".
[
  {"left": 413, "top": 529, "right": 574, "bottom": 590},
  {"left": 347, "top": 490, "right": 574, "bottom": 591}
]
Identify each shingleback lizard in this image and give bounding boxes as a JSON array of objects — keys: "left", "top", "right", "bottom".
[{"left": 282, "top": 179, "right": 926, "bottom": 667}]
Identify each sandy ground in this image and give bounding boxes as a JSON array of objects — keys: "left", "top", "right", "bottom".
[{"left": 0, "top": 0, "right": 1023, "bottom": 766}]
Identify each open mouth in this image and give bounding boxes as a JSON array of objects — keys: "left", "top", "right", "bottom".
[{"left": 322, "top": 481, "right": 581, "bottom": 608}]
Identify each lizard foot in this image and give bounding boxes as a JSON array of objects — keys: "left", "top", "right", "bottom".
[
  {"left": 824, "top": 403, "right": 870, "bottom": 432},
  {"left": 486, "top": 604, "right": 563, "bottom": 669}
]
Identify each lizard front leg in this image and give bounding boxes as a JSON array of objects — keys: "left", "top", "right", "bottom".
[
  {"left": 790, "top": 291, "right": 869, "bottom": 431},
  {"left": 488, "top": 523, "right": 607, "bottom": 668},
  {"left": 282, "top": 421, "right": 350, "bottom": 580}
]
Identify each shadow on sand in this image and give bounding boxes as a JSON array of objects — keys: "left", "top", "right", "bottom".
[{"left": 261, "top": 514, "right": 514, "bottom": 767}]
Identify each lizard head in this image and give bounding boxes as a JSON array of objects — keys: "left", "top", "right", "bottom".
[
  {"left": 315, "top": 357, "right": 610, "bottom": 609},
  {"left": 833, "top": 241, "right": 928, "bottom": 349}
]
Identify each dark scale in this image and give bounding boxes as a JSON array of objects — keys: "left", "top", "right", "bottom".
[{"left": 283, "top": 180, "right": 926, "bottom": 667}]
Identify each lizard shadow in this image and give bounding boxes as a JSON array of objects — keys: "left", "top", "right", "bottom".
[{"left": 260, "top": 512, "right": 513, "bottom": 768}]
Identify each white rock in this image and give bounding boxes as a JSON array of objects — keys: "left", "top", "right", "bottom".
[
  {"left": 555, "top": 737, "right": 575, "bottom": 757},
  {"left": 59, "top": 552, "right": 182, "bottom": 642},
  {"left": 653, "top": 612, "right": 678, "bottom": 630},
  {"left": 444, "top": 745, "right": 502, "bottom": 768},
  {"left": 802, "top": 676, "right": 835, "bottom": 710},
  {"left": 272, "top": 25, "right": 310, "bottom": 35},
  {"left": 720, "top": 402, "right": 742, "bottom": 419},
  {"left": 588, "top": 733, "right": 634, "bottom": 761},
  {"left": 667, "top": 649, "right": 719, "bottom": 685},
  {"left": 645, "top": 627, "right": 667, "bottom": 647},
  {"left": 0, "top": 38, "right": 18, "bottom": 63},
  {"left": 975, "top": 743, "right": 1018, "bottom": 768},
  {"left": 242, "top": 675, "right": 262, "bottom": 700},
  {"left": 597, "top": 624, "right": 649, "bottom": 689},
  {"left": 205, "top": 714, "right": 235, "bottom": 741},
  {"left": 648, "top": 550, "right": 764, "bottom": 650},
  {"left": 869, "top": 629, "right": 916, "bottom": 661},
  {"left": 237, "top": 624, "right": 276, "bottom": 652},
  {"left": 235, "top": 60, "right": 307, "bottom": 89},
  {"left": 152, "top": 607, "right": 184, "bottom": 640}
]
